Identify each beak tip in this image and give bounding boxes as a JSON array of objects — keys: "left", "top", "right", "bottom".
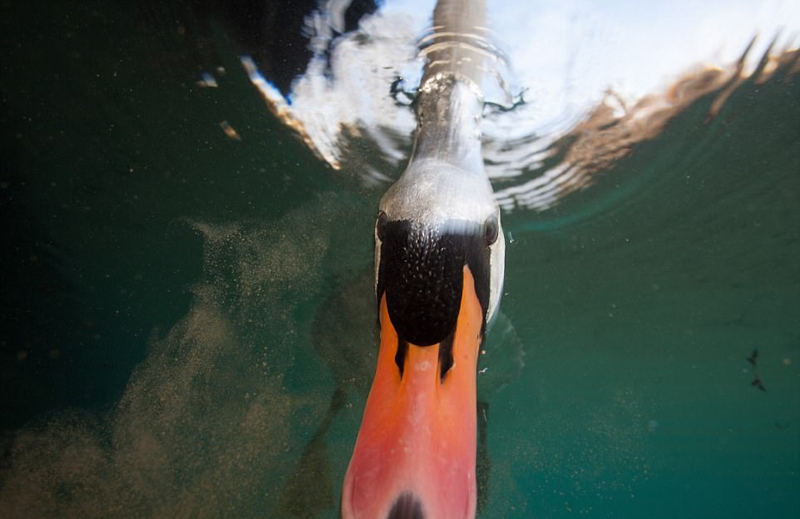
[
  {"left": 341, "top": 466, "right": 476, "bottom": 519},
  {"left": 387, "top": 492, "right": 425, "bottom": 519}
]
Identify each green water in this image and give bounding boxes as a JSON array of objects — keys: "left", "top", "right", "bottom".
[{"left": 1, "top": 1, "right": 798, "bottom": 518}]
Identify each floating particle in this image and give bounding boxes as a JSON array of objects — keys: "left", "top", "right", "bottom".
[
  {"left": 220, "top": 121, "right": 242, "bottom": 141},
  {"left": 197, "top": 71, "right": 218, "bottom": 88}
]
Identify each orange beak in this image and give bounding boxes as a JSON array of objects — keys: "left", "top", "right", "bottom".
[{"left": 342, "top": 266, "right": 483, "bottom": 519}]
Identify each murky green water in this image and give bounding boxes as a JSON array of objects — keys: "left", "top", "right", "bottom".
[{"left": 1, "top": 1, "right": 798, "bottom": 518}]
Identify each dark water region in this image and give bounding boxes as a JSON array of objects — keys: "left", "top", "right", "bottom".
[{"left": 1, "top": 0, "right": 799, "bottom": 518}]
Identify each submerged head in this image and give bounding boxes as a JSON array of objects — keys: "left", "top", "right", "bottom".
[{"left": 342, "top": 158, "right": 505, "bottom": 519}]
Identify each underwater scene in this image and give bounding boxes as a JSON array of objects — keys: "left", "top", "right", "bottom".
[{"left": 1, "top": 0, "right": 798, "bottom": 517}]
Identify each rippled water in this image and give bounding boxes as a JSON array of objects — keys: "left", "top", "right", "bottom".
[{"left": 1, "top": 1, "right": 798, "bottom": 518}]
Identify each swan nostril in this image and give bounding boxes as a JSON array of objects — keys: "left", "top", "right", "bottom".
[{"left": 387, "top": 492, "right": 425, "bottom": 519}]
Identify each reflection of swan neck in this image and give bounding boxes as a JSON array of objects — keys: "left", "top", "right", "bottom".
[
  {"left": 412, "top": 0, "right": 487, "bottom": 176},
  {"left": 421, "top": 0, "right": 488, "bottom": 87}
]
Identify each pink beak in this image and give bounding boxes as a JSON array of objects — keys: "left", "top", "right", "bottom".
[{"left": 342, "top": 267, "right": 483, "bottom": 519}]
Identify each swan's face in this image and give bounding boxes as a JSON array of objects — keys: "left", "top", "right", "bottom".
[
  {"left": 376, "top": 158, "right": 505, "bottom": 333},
  {"left": 342, "top": 158, "right": 505, "bottom": 519}
]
